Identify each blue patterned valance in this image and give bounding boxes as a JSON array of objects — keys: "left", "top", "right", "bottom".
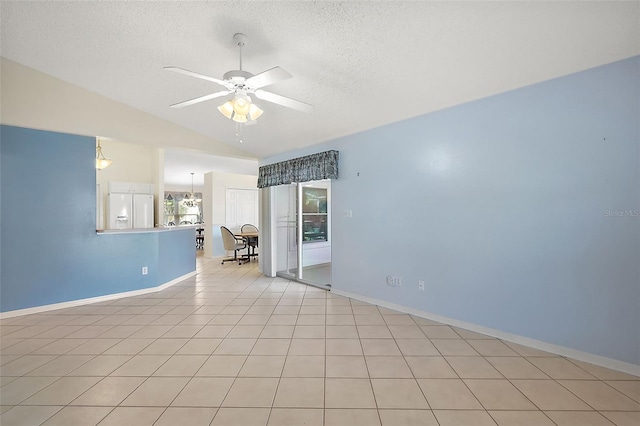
[{"left": 257, "top": 150, "right": 339, "bottom": 188}]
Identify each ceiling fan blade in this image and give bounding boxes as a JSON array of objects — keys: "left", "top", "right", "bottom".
[
  {"left": 246, "top": 66, "right": 292, "bottom": 89},
  {"left": 164, "top": 66, "right": 228, "bottom": 87},
  {"left": 170, "top": 90, "right": 233, "bottom": 108},
  {"left": 254, "top": 89, "right": 313, "bottom": 113}
]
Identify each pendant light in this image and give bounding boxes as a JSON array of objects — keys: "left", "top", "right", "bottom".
[
  {"left": 184, "top": 172, "right": 199, "bottom": 207},
  {"left": 95, "top": 139, "right": 113, "bottom": 170}
]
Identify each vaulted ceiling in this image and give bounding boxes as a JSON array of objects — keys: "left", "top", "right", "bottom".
[{"left": 1, "top": 1, "right": 638, "bottom": 160}]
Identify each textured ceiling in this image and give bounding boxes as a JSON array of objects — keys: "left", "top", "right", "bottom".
[{"left": 1, "top": 1, "right": 638, "bottom": 160}]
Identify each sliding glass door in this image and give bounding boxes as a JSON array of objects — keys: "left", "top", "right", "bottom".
[{"left": 275, "top": 180, "right": 331, "bottom": 287}]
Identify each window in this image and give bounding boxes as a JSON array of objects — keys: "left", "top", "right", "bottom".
[{"left": 164, "top": 192, "right": 202, "bottom": 225}]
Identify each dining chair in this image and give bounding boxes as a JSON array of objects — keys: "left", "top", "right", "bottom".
[
  {"left": 220, "top": 226, "right": 248, "bottom": 265},
  {"left": 241, "top": 224, "right": 259, "bottom": 260}
]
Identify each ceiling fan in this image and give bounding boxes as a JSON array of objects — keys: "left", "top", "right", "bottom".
[{"left": 165, "top": 33, "right": 313, "bottom": 123}]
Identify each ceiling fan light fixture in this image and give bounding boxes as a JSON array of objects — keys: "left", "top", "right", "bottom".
[
  {"left": 233, "top": 96, "right": 250, "bottom": 115},
  {"left": 232, "top": 113, "right": 248, "bottom": 123},
  {"left": 217, "top": 101, "right": 234, "bottom": 119},
  {"left": 249, "top": 103, "right": 263, "bottom": 120}
]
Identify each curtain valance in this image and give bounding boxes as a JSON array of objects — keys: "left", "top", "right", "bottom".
[{"left": 257, "top": 150, "right": 339, "bottom": 188}]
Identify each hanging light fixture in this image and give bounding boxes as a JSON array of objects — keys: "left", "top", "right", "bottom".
[
  {"left": 184, "top": 172, "right": 199, "bottom": 208},
  {"left": 95, "top": 139, "right": 113, "bottom": 170},
  {"left": 218, "top": 93, "right": 263, "bottom": 123}
]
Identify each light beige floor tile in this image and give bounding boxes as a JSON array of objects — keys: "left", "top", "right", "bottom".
[
  {"left": 420, "top": 325, "right": 460, "bottom": 339},
  {"left": 559, "top": 380, "right": 640, "bottom": 411},
  {"left": 326, "top": 315, "right": 356, "bottom": 326},
  {"left": 194, "top": 325, "right": 234, "bottom": 338},
  {"left": 465, "top": 379, "right": 537, "bottom": 410},
  {"left": 176, "top": 338, "right": 222, "bottom": 354},
  {"left": 40, "top": 406, "right": 112, "bottom": 426},
  {"left": 372, "top": 378, "right": 429, "bottom": 408},
  {"left": 282, "top": 355, "right": 325, "bottom": 377},
  {"left": 171, "top": 377, "right": 235, "bottom": 407},
  {"left": 601, "top": 411, "right": 640, "bottom": 426},
  {"left": 32, "top": 339, "right": 90, "bottom": 355},
  {"left": 446, "top": 356, "right": 503, "bottom": 378},
  {"left": 354, "top": 315, "right": 385, "bottom": 325},
  {"left": 222, "top": 377, "right": 279, "bottom": 407},
  {"left": 155, "top": 407, "right": 218, "bottom": 426},
  {"left": 326, "top": 306, "right": 353, "bottom": 315},
  {"left": 179, "top": 314, "right": 216, "bottom": 325},
  {"left": 324, "top": 408, "right": 381, "bottom": 426},
  {"left": 239, "top": 355, "right": 286, "bottom": 377},
  {"left": 139, "top": 338, "right": 188, "bottom": 355},
  {"left": 396, "top": 338, "right": 439, "bottom": 356},
  {"left": 1, "top": 355, "right": 57, "bottom": 376},
  {"left": 360, "top": 339, "right": 400, "bottom": 356},
  {"left": 365, "top": 356, "right": 413, "bottom": 378},
  {"left": 128, "top": 325, "right": 174, "bottom": 339},
  {"left": 326, "top": 326, "right": 358, "bottom": 339},
  {"left": 433, "top": 409, "right": 498, "bottom": 426},
  {"left": 388, "top": 325, "right": 425, "bottom": 338},
  {"left": 293, "top": 325, "right": 325, "bottom": 338},
  {"left": 486, "top": 356, "right": 549, "bottom": 379},
  {"left": 238, "top": 315, "right": 271, "bottom": 326},
  {"left": 214, "top": 338, "right": 256, "bottom": 355},
  {"left": 162, "top": 325, "right": 205, "bottom": 338},
  {"left": 110, "top": 354, "right": 170, "bottom": 376},
  {"left": 0, "top": 376, "right": 59, "bottom": 405},
  {"left": 606, "top": 380, "right": 640, "bottom": 402},
  {"left": 417, "top": 378, "right": 483, "bottom": 409},
  {"left": 545, "top": 410, "right": 618, "bottom": 425},
  {"left": 572, "top": 361, "right": 640, "bottom": 380},
  {"left": 99, "top": 338, "right": 152, "bottom": 355},
  {"left": 326, "top": 338, "right": 363, "bottom": 355},
  {"left": 0, "top": 405, "right": 62, "bottom": 426},
  {"left": 296, "top": 315, "right": 326, "bottom": 325},
  {"left": 227, "top": 325, "right": 265, "bottom": 338},
  {"left": 209, "top": 315, "right": 243, "bottom": 325},
  {"left": 379, "top": 409, "right": 439, "bottom": 426},
  {"left": 2, "top": 338, "right": 56, "bottom": 355},
  {"left": 67, "top": 354, "right": 131, "bottom": 376},
  {"left": 467, "top": 339, "right": 520, "bottom": 356},
  {"left": 528, "top": 357, "right": 596, "bottom": 379},
  {"left": 357, "top": 325, "right": 393, "bottom": 338},
  {"left": 273, "top": 378, "right": 324, "bottom": 408},
  {"left": 352, "top": 306, "right": 380, "bottom": 315},
  {"left": 431, "top": 339, "right": 478, "bottom": 356},
  {"left": 489, "top": 410, "right": 556, "bottom": 426},
  {"left": 98, "top": 325, "right": 144, "bottom": 338},
  {"left": 381, "top": 314, "right": 416, "bottom": 325},
  {"left": 410, "top": 316, "right": 445, "bottom": 326},
  {"left": 405, "top": 356, "right": 458, "bottom": 378},
  {"left": 211, "top": 407, "right": 270, "bottom": 426},
  {"left": 153, "top": 355, "right": 208, "bottom": 376},
  {"left": 268, "top": 408, "right": 323, "bottom": 426},
  {"left": 260, "top": 325, "right": 295, "bottom": 338},
  {"left": 196, "top": 355, "right": 246, "bottom": 376},
  {"left": 326, "top": 355, "right": 368, "bottom": 378},
  {"left": 71, "top": 376, "right": 145, "bottom": 406},
  {"left": 504, "top": 342, "right": 559, "bottom": 357},
  {"left": 250, "top": 339, "right": 290, "bottom": 355},
  {"left": 511, "top": 379, "right": 592, "bottom": 410},
  {"left": 96, "top": 406, "right": 164, "bottom": 426},
  {"left": 64, "top": 326, "right": 116, "bottom": 339},
  {"left": 22, "top": 376, "right": 101, "bottom": 405},
  {"left": 325, "top": 378, "right": 376, "bottom": 408},
  {"left": 121, "top": 376, "right": 189, "bottom": 406},
  {"left": 288, "top": 339, "right": 325, "bottom": 355}
]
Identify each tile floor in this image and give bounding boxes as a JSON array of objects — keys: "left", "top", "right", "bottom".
[{"left": 1, "top": 255, "right": 638, "bottom": 426}]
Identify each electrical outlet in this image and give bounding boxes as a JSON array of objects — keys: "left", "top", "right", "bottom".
[
  {"left": 142, "top": 267, "right": 148, "bottom": 275},
  {"left": 418, "top": 280, "right": 425, "bottom": 291},
  {"left": 386, "top": 276, "right": 402, "bottom": 287}
]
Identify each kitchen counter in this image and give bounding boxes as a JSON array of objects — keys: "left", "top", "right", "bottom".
[{"left": 96, "top": 225, "right": 200, "bottom": 235}]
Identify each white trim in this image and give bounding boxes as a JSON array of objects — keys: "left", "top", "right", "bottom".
[
  {"left": 0, "top": 271, "right": 197, "bottom": 319},
  {"left": 331, "top": 288, "right": 640, "bottom": 377}
]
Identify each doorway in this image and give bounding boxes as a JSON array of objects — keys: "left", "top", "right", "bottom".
[{"left": 275, "top": 180, "right": 331, "bottom": 288}]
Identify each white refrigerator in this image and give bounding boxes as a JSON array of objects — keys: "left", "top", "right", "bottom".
[{"left": 107, "top": 193, "right": 154, "bottom": 229}]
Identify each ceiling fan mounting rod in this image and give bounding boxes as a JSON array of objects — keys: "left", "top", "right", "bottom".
[{"left": 233, "top": 33, "right": 247, "bottom": 71}]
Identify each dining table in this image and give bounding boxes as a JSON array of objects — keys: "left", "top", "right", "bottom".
[{"left": 234, "top": 232, "right": 258, "bottom": 261}]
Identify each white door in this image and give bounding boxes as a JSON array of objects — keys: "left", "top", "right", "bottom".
[{"left": 226, "top": 188, "right": 258, "bottom": 230}]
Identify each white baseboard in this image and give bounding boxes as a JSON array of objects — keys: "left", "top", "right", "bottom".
[
  {"left": 0, "top": 271, "right": 197, "bottom": 320},
  {"left": 331, "top": 289, "right": 640, "bottom": 377}
]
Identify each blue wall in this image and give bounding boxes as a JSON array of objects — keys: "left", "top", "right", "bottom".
[
  {"left": 263, "top": 57, "right": 640, "bottom": 366},
  {"left": 0, "top": 125, "right": 196, "bottom": 312}
]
